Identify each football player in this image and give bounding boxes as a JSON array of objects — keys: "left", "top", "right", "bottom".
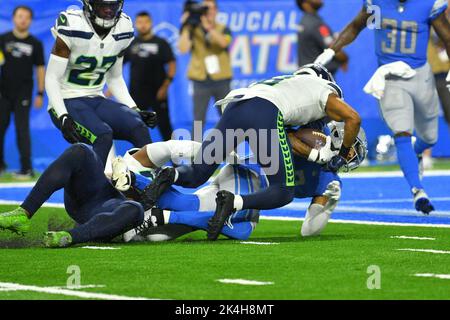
[
  {"left": 314, "top": 0, "right": 450, "bottom": 214},
  {"left": 0, "top": 143, "right": 144, "bottom": 248},
  {"left": 139, "top": 64, "right": 362, "bottom": 240},
  {"left": 111, "top": 121, "right": 367, "bottom": 241},
  {"left": 45, "top": 0, "right": 156, "bottom": 166}
]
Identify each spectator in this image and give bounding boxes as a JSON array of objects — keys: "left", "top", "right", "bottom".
[
  {"left": 125, "top": 11, "right": 176, "bottom": 141},
  {"left": 296, "top": 0, "right": 348, "bottom": 74},
  {"left": 0, "top": 6, "right": 45, "bottom": 179},
  {"left": 178, "top": 0, "right": 233, "bottom": 132}
]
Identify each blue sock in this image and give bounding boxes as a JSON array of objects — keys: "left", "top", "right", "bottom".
[
  {"left": 168, "top": 211, "right": 254, "bottom": 240},
  {"left": 413, "top": 137, "right": 434, "bottom": 155},
  {"left": 158, "top": 188, "right": 200, "bottom": 211},
  {"left": 134, "top": 173, "right": 152, "bottom": 191},
  {"left": 395, "top": 136, "right": 423, "bottom": 190}
]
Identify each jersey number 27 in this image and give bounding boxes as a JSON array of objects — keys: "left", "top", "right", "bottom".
[{"left": 68, "top": 55, "right": 117, "bottom": 86}]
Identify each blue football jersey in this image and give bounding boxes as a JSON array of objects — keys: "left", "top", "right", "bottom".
[{"left": 363, "top": 0, "right": 447, "bottom": 68}]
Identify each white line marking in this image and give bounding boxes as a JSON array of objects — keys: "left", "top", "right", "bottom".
[
  {"left": 390, "top": 236, "right": 436, "bottom": 241},
  {"left": 341, "top": 197, "right": 450, "bottom": 204},
  {"left": 414, "top": 273, "right": 450, "bottom": 280},
  {"left": 48, "top": 285, "right": 106, "bottom": 290},
  {"left": 217, "top": 279, "right": 274, "bottom": 286},
  {"left": 260, "top": 216, "right": 450, "bottom": 228},
  {"left": 340, "top": 170, "right": 450, "bottom": 178},
  {"left": 240, "top": 241, "right": 280, "bottom": 245},
  {"left": 0, "top": 282, "right": 156, "bottom": 300},
  {"left": 0, "top": 182, "right": 36, "bottom": 188},
  {"left": 396, "top": 248, "right": 450, "bottom": 255},
  {"left": 81, "top": 246, "right": 120, "bottom": 250},
  {"left": 0, "top": 200, "right": 64, "bottom": 208}
]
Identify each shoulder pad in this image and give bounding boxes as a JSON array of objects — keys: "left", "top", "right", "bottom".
[{"left": 53, "top": 10, "right": 94, "bottom": 40}]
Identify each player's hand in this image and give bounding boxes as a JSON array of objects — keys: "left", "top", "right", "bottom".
[
  {"left": 308, "top": 136, "right": 337, "bottom": 164},
  {"left": 325, "top": 155, "right": 347, "bottom": 172},
  {"left": 134, "top": 107, "right": 158, "bottom": 128},
  {"left": 33, "top": 95, "right": 43, "bottom": 109},
  {"left": 446, "top": 69, "right": 450, "bottom": 92},
  {"left": 59, "top": 114, "right": 83, "bottom": 144},
  {"left": 314, "top": 48, "right": 335, "bottom": 66}
]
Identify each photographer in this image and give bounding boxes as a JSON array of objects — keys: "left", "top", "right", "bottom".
[{"left": 178, "top": 0, "right": 233, "bottom": 132}]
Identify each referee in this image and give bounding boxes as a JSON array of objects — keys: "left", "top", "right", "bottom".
[
  {"left": 125, "top": 11, "right": 176, "bottom": 141},
  {"left": 0, "top": 6, "right": 45, "bottom": 178},
  {"left": 296, "top": 0, "right": 348, "bottom": 74}
]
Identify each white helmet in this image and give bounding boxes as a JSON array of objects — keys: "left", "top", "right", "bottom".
[
  {"left": 328, "top": 121, "right": 368, "bottom": 172},
  {"left": 83, "top": 0, "right": 124, "bottom": 29}
]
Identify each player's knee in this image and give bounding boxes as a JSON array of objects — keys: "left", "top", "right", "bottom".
[
  {"left": 95, "top": 130, "right": 114, "bottom": 146},
  {"left": 67, "top": 143, "right": 91, "bottom": 158},
  {"left": 122, "top": 201, "right": 144, "bottom": 227},
  {"left": 274, "top": 185, "right": 295, "bottom": 207}
]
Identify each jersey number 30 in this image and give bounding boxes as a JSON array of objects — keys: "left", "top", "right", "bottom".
[
  {"left": 68, "top": 56, "right": 117, "bottom": 86},
  {"left": 382, "top": 19, "right": 418, "bottom": 54}
]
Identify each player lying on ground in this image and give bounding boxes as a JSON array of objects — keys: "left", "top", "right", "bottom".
[
  {"left": 111, "top": 121, "right": 367, "bottom": 241},
  {"left": 45, "top": 0, "right": 157, "bottom": 166},
  {"left": 314, "top": 0, "right": 450, "bottom": 213},
  {"left": 0, "top": 144, "right": 144, "bottom": 248},
  {"left": 138, "top": 64, "right": 362, "bottom": 240}
]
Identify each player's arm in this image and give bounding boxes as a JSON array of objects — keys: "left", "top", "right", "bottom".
[
  {"left": 105, "top": 53, "right": 157, "bottom": 128},
  {"left": 431, "top": 12, "right": 450, "bottom": 90},
  {"left": 324, "top": 94, "right": 361, "bottom": 171},
  {"left": 315, "top": 7, "right": 370, "bottom": 65},
  {"left": 45, "top": 37, "right": 83, "bottom": 143}
]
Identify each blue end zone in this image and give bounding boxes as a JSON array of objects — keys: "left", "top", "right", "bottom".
[{"left": 1, "top": 174, "right": 450, "bottom": 226}]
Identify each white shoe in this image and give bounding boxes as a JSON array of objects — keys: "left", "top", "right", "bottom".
[{"left": 111, "top": 156, "right": 132, "bottom": 191}]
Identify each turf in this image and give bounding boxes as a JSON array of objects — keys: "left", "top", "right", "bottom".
[{"left": 1, "top": 205, "right": 450, "bottom": 300}]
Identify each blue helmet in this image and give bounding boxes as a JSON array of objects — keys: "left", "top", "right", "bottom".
[{"left": 294, "top": 63, "right": 336, "bottom": 83}]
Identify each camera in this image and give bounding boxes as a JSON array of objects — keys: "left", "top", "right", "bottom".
[{"left": 183, "top": 0, "right": 208, "bottom": 27}]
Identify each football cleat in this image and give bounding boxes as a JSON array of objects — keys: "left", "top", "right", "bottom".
[
  {"left": 412, "top": 188, "right": 435, "bottom": 215},
  {"left": 123, "top": 208, "right": 165, "bottom": 242},
  {"left": 207, "top": 190, "right": 236, "bottom": 241},
  {"left": 43, "top": 231, "right": 72, "bottom": 248},
  {"left": 0, "top": 207, "right": 30, "bottom": 236},
  {"left": 417, "top": 154, "right": 424, "bottom": 181},
  {"left": 111, "top": 156, "right": 133, "bottom": 191},
  {"left": 140, "top": 167, "right": 176, "bottom": 210}
]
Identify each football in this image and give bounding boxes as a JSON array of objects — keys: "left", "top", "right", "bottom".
[{"left": 293, "top": 128, "right": 328, "bottom": 150}]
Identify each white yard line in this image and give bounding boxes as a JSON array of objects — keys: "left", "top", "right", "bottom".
[
  {"left": 0, "top": 200, "right": 64, "bottom": 208},
  {"left": 340, "top": 197, "right": 450, "bottom": 204},
  {"left": 340, "top": 170, "right": 450, "bottom": 178},
  {"left": 217, "top": 279, "right": 274, "bottom": 286},
  {"left": 396, "top": 248, "right": 450, "bottom": 255},
  {"left": 414, "top": 273, "right": 450, "bottom": 280},
  {"left": 48, "top": 284, "right": 106, "bottom": 289},
  {"left": 0, "top": 282, "right": 158, "bottom": 300},
  {"left": 390, "top": 236, "right": 435, "bottom": 241},
  {"left": 81, "top": 246, "right": 120, "bottom": 250},
  {"left": 240, "top": 241, "right": 280, "bottom": 245},
  {"left": 0, "top": 182, "right": 36, "bottom": 188},
  {"left": 261, "top": 216, "right": 450, "bottom": 228}
]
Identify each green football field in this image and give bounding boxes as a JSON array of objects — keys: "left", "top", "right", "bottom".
[{"left": 1, "top": 205, "right": 450, "bottom": 300}]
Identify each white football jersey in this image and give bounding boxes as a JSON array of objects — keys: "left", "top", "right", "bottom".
[
  {"left": 217, "top": 75, "right": 341, "bottom": 126},
  {"left": 50, "top": 9, "right": 134, "bottom": 100}
]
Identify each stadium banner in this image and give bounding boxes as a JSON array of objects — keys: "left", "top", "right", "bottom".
[{"left": 0, "top": 0, "right": 449, "bottom": 170}]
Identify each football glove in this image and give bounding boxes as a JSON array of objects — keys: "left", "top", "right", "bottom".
[
  {"left": 325, "top": 155, "right": 347, "bottom": 172},
  {"left": 308, "top": 136, "right": 337, "bottom": 165},
  {"left": 133, "top": 107, "right": 157, "bottom": 128},
  {"left": 314, "top": 48, "right": 335, "bottom": 66},
  {"left": 59, "top": 114, "right": 83, "bottom": 144}
]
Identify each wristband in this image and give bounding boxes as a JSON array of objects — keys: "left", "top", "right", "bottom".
[{"left": 339, "top": 145, "right": 351, "bottom": 159}]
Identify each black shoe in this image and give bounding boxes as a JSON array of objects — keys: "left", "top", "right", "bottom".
[
  {"left": 207, "top": 190, "right": 236, "bottom": 241},
  {"left": 140, "top": 167, "right": 176, "bottom": 210},
  {"left": 0, "top": 163, "right": 6, "bottom": 176}
]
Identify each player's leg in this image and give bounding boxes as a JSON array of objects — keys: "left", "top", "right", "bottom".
[
  {"left": 380, "top": 82, "right": 429, "bottom": 209},
  {"left": 152, "top": 100, "right": 173, "bottom": 141},
  {"left": 49, "top": 97, "right": 114, "bottom": 165},
  {"left": 301, "top": 180, "right": 341, "bottom": 237},
  {"left": 0, "top": 144, "right": 96, "bottom": 235},
  {"left": 96, "top": 98, "right": 152, "bottom": 148},
  {"left": 192, "top": 80, "right": 212, "bottom": 133}
]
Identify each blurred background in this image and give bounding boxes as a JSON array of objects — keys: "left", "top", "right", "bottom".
[{"left": 0, "top": 0, "right": 449, "bottom": 174}]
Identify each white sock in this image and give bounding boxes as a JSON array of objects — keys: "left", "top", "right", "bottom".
[
  {"left": 163, "top": 210, "right": 171, "bottom": 224},
  {"left": 233, "top": 195, "right": 244, "bottom": 211}
]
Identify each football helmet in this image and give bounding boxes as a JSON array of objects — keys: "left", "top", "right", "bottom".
[
  {"left": 83, "top": 0, "right": 124, "bottom": 29},
  {"left": 328, "top": 121, "right": 368, "bottom": 172}
]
